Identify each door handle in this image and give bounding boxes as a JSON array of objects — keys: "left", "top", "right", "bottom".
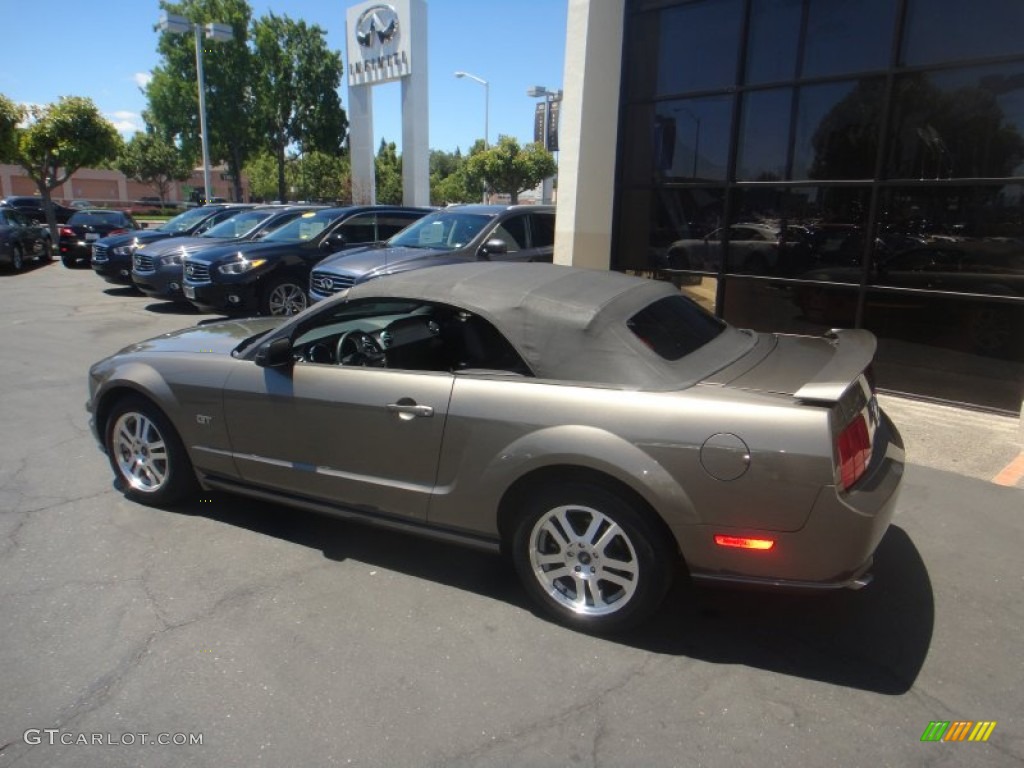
[{"left": 386, "top": 401, "right": 434, "bottom": 419}]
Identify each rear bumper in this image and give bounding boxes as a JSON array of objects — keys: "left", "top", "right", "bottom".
[{"left": 685, "top": 411, "right": 904, "bottom": 588}]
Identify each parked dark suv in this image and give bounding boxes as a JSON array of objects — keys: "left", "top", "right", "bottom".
[
  {"left": 181, "top": 206, "right": 430, "bottom": 316},
  {"left": 132, "top": 205, "right": 322, "bottom": 302},
  {"left": 308, "top": 204, "right": 556, "bottom": 302},
  {"left": 0, "top": 196, "right": 77, "bottom": 225},
  {"left": 91, "top": 204, "right": 255, "bottom": 286}
]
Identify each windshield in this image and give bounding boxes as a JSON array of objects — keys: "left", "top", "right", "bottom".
[
  {"left": 387, "top": 211, "right": 492, "bottom": 251},
  {"left": 200, "top": 210, "right": 275, "bottom": 239},
  {"left": 159, "top": 207, "right": 218, "bottom": 233},
  {"left": 261, "top": 209, "right": 338, "bottom": 243}
]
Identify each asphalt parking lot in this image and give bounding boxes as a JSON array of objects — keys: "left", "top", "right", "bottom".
[{"left": 1, "top": 259, "right": 1022, "bottom": 767}]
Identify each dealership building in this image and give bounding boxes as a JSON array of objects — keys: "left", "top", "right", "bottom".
[{"left": 555, "top": 0, "right": 1024, "bottom": 414}]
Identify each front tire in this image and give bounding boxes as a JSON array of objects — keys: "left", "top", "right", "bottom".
[
  {"left": 11, "top": 245, "right": 24, "bottom": 271},
  {"left": 511, "top": 482, "right": 674, "bottom": 633},
  {"left": 261, "top": 275, "right": 308, "bottom": 316},
  {"left": 105, "top": 396, "right": 197, "bottom": 506}
]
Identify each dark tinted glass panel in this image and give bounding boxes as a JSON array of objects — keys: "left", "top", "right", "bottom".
[
  {"left": 745, "top": 0, "right": 802, "bottom": 85},
  {"left": 615, "top": 188, "right": 726, "bottom": 272},
  {"left": 886, "top": 64, "right": 1024, "bottom": 180},
  {"left": 622, "top": 97, "right": 733, "bottom": 184},
  {"left": 378, "top": 214, "right": 419, "bottom": 239},
  {"left": 724, "top": 276, "right": 857, "bottom": 335},
  {"left": 732, "top": 186, "right": 875, "bottom": 277},
  {"left": 903, "top": 0, "right": 1024, "bottom": 67},
  {"left": 793, "top": 78, "right": 885, "bottom": 180},
  {"left": 627, "top": 295, "right": 725, "bottom": 360},
  {"left": 876, "top": 185, "right": 1024, "bottom": 299},
  {"left": 803, "top": 0, "right": 896, "bottom": 78},
  {"left": 335, "top": 214, "right": 377, "bottom": 243},
  {"left": 656, "top": 0, "right": 743, "bottom": 95},
  {"left": 737, "top": 88, "right": 792, "bottom": 180},
  {"left": 863, "top": 289, "right": 1024, "bottom": 411}
]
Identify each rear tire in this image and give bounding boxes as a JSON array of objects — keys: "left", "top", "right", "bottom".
[
  {"left": 61, "top": 253, "right": 76, "bottom": 268},
  {"left": 511, "top": 482, "right": 674, "bottom": 633},
  {"left": 105, "top": 396, "right": 198, "bottom": 506},
  {"left": 37, "top": 238, "right": 53, "bottom": 263},
  {"left": 11, "top": 245, "right": 24, "bottom": 271}
]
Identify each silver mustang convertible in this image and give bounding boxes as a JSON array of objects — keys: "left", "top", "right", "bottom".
[{"left": 87, "top": 262, "right": 904, "bottom": 633}]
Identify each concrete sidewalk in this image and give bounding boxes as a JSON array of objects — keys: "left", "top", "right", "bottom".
[{"left": 878, "top": 393, "right": 1024, "bottom": 489}]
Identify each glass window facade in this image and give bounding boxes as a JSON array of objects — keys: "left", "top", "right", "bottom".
[{"left": 616, "top": 0, "right": 1024, "bottom": 412}]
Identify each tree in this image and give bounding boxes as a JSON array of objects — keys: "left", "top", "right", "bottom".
[
  {"left": 117, "top": 132, "right": 194, "bottom": 204},
  {"left": 251, "top": 12, "right": 347, "bottom": 202},
  {"left": 429, "top": 147, "right": 482, "bottom": 205},
  {"left": 243, "top": 151, "right": 286, "bottom": 201},
  {"left": 1, "top": 96, "right": 121, "bottom": 235},
  {"left": 0, "top": 94, "right": 20, "bottom": 160},
  {"left": 466, "top": 136, "right": 556, "bottom": 204},
  {"left": 375, "top": 139, "right": 403, "bottom": 205},
  {"left": 147, "top": 0, "right": 256, "bottom": 202},
  {"left": 295, "top": 151, "right": 349, "bottom": 202}
]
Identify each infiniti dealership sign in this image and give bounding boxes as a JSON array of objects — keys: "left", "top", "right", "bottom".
[{"left": 347, "top": 1, "right": 413, "bottom": 85}]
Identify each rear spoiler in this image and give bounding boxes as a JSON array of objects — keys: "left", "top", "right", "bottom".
[{"left": 794, "top": 329, "right": 876, "bottom": 403}]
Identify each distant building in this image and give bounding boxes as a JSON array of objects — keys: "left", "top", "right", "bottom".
[{"left": 0, "top": 164, "right": 247, "bottom": 206}]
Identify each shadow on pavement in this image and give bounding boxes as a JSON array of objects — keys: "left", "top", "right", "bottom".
[
  {"left": 144, "top": 301, "right": 201, "bottom": 315},
  {"left": 103, "top": 286, "right": 141, "bottom": 297},
  {"left": 174, "top": 494, "right": 932, "bottom": 695}
]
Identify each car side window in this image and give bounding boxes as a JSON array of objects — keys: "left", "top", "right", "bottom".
[
  {"left": 492, "top": 215, "right": 527, "bottom": 251},
  {"left": 291, "top": 299, "right": 532, "bottom": 375},
  {"left": 0, "top": 212, "right": 7, "bottom": 225},
  {"left": 378, "top": 213, "right": 420, "bottom": 240},
  {"left": 529, "top": 213, "right": 555, "bottom": 248},
  {"left": 334, "top": 213, "right": 378, "bottom": 244}
]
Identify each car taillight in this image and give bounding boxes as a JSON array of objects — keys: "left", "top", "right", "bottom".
[
  {"left": 59, "top": 226, "right": 75, "bottom": 237},
  {"left": 109, "top": 228, "right": 127, "bottom": 235},
  {"left": 836, "top": 412, "right": 871, "bottom": 490},
  {"left": 714, "top": 535, "right": 775, "bottom": 551}
]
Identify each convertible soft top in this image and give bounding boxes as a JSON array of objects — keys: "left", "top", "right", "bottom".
[{"left": 345, "top": 262, "right": 752, "bottom": 389}]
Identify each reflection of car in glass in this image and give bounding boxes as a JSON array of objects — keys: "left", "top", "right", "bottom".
[
  {"left": 0, "top": 207, "right": 52, "bottom": 271},
  {"left": 132, "top": 206, "right": 324, "bottom": 303},
  {"left": 91, "top": 205, "right": 257, "bottom": 286},
  {"left": 666, "top": 223, "right": 782, "bottom": 274},
  {"left": 59, "top": 210, "right": 141, "bottom": 268},
  {"left": 88, "top": 262, "right": 904, "bottom": 634},
  {"left": 795, "top": 243, "right": 1024, "bottom": 357},
  {"left": 308, "top": 205, "right": 556, "bottom": 301},
  {"left": 181, "top": 206, "right": 431, "bottom": 316}
]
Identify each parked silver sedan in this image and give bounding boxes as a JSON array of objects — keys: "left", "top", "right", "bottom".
[{"left": 87, "top": 263, "right": 904, "bottom": 633}]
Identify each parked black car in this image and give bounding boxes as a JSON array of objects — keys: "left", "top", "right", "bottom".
[
  {"left": 0, "top": 195, "right": 77, "bottom": 225},
  {"left": 0, "top": 207, "right": 53, "bottom": 271},
  {"left": 133, "top": 206, "right": 323, "bottom": 302},
  {"left": 59, "top": 210, "right": 141, "bottom": 268},
  {"left": 182, "top": 206, "right": 430, "bottom": 316},
  {"left": 308, "top": 205, "right": 556, "bottom": 302},
  {"left": 91, "top": 204, "right": 256, "bottom": 285}
]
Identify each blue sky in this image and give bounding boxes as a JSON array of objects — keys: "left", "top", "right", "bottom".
[{"left": 1, "top": 0, "right": 567, "bottom": 155}]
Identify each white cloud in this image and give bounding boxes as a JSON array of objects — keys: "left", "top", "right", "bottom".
[
  {"left": 108, "top": 111, "right": 145, "bottom": 137},
  {"left": 134, "top": 72, "right": 153, "bottom": 89}
]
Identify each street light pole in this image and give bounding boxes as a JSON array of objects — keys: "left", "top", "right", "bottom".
[
  {"left": 454, "top": 71, "right": 489, "bottom": 148},
  {"left": 454, "top": 71, "right": 490, "bottom": 203},
  {"left": 159, "top": 14, "right": 234, "bottom": 204}
]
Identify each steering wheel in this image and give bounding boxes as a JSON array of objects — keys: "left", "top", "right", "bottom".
[{"left": 335, "top": 330, "right": 386, "bottom": 367}]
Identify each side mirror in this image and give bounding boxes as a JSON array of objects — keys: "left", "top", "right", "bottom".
[
  {"left": 322, "top": 232, "right": 347, "bottom": 250},
  {"left": 254, "top": 337, "right": 294, "bottom": 368},
  {"left": 478, "top": 238, "right": 507, "bottom": 259}
]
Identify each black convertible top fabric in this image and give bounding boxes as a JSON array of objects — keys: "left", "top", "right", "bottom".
[{"left": 346, "top": 262, "right": 753, "bottom": 389}]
